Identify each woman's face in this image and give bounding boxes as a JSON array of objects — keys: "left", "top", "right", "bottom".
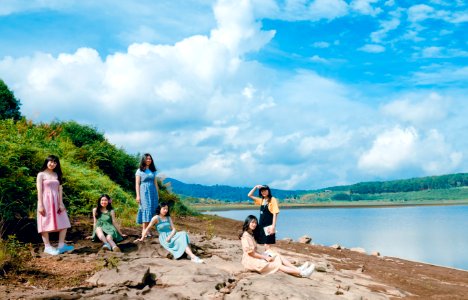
[
  {"left": 100, "top": 197, "right": 109, "bottom": 207},
  {"left": 160, "top": 205, "right": 169, "bottom": 216},
  {"left": 145, "top": 156, "right": 152, "bottom": 166},
  {"left": 260, "top": 189, "right": 269, "bottom": 197},
  {"left": 47, "top": 160, "right": 57, "bottom": 171},
  {"left": 249, "top": 219, "right": 258, "bottom": 231}
]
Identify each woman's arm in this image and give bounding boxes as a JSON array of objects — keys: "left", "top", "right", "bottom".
[
  {"left": 269, "top": 213, "right": 278, "bottom": 235},
  {"left": 166, "top": 217, "right": 177, "bottom": 242},
  {"left": 154, "top": 174, "right": 159, "bottom": 194},
  {"left": 135, "top": 174, "right": 141, "bottom": 204},
  {"left": 92, "top": 208, "right": 97, "bottom": 229},
  {"left": 57, "top": 184, "right": 66, "bottom": 214},
  {"left": 138, "top": 216, "right": 159, "bottom": 241},
  {"left": 36, "top": 173, "right": 45, "bottom": 216},
  {"left": 247, "top": 185, "right": 263, "bottom": 204},
  {"left": 248, "top": 250, "right": 274, "bottom": 262},
  {"left": 110, "top": 210, "right": 126, "bottom": 236}
]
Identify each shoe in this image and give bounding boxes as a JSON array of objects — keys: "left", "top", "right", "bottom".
[
  {"left": 298, "top": 262, "right": 309, "bottom": 272},
  {"left": 191, "top": 256, "right": 204, "bottom": 264},
  {"left": 112, "top": 246, "right": 121, "bottom": 252},
  {"left": 102, "top": 243, "right": 111, "bottom": 251},
  {"left": 57, "top": 244, "right": 74, "bottom": 254},
  {"left": 44, "top": 246, "right": 59, "bottom": 256},
  {"left": 300, "top": 264, "right": 315, "bottom": 278}
]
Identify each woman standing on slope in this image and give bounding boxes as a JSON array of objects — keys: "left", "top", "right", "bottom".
[
  {"left": 36, "top": 155, "right": 74, "bottom": 255},
  {"left": 240, "top": 215, "right": 314, "bottom": 277},
  {"left": 247, "top": 185, "right": 280, "bottom": 252},
  {"left": 135, "top": 153, "right": 159, "bottom": 238}
]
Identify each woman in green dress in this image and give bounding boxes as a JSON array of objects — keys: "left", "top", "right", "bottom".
[
  {"left": 136, "top": 202, "right": 203, "bottom": 263},
  {"left": 92, "top": 194, "right": 126, "bottom": 252}
]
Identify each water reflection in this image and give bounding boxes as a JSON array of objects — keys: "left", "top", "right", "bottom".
[{"left": 205, "top": 205, "right": 468, "bottom": 270}]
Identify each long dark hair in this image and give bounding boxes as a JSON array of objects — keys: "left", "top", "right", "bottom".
[
  {"left": 258, "top": 185, "right": 272, "bottom": 201},
  {"left": 40, "top": 155, "right": 63, "bottom": 184},
  {"left": 95, "top": 194, "right": 113, "bottom": 218},
  {"left": 239, "top": 215, "right": 258, "bottom": 239},
  {"left": 139, "top": 153, "right": 157, "bottom": 172},
  {"left": 156, "top": 202, "right": 170, "bottom": 216}
]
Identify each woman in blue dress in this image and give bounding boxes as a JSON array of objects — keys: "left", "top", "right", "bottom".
[
  {"left": 136, "top": 202, "right": 203, "bottom": 263},
  {"left": 135, "top": 153, "right": 159, "bottom": 237}
]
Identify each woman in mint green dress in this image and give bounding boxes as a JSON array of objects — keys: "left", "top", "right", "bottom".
[
  {"left": 92, "top": 194, "right": 126, "bottom": 252},
  {"left": 137, "top": 202, "right": 203, "bottom": 263}
]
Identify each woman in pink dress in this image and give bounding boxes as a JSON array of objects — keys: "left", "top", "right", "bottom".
[
  {"left": 37, "top": 155, "right": 74, "bottom": 255},
  {"left": 239, "top": 215, "right": 314, "bottom": 277}
]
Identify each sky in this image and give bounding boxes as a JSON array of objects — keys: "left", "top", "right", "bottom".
[{"left": 0, "top": 0, "right": 467, "bottom": 190}]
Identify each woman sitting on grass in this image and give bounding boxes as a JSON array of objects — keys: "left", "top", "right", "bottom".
[
  {"left": 92, "top": 194, "right": 126, "bottom": 252},
  {"left": 240, "top": 215, "right": 314, "bottom": 277},
  {"left": 136, "top": 202, "right": 203, "bottom": 263}
]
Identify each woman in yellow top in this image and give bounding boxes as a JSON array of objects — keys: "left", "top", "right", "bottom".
[{"left": 247, "top": 185, "right": 279, "bottom": 251}]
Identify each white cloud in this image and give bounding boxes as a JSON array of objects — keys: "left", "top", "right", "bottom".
[
  {"left": 358, "top": 44, "right": 385, "bottom": 53},
  {"left": 411, "top": 66, "right": 468, "bottom": 85},
  {"left": 358, "top": 126, "right": 462, "bottom": 175},
  {"left": 370, "top": 17, "right": 400, "bottom": 43},
  {"left": 382, "top": 92, "right": 449, "bottom": 124},
  {"left": 278, "top": 0, "right": 349, "bottom": 21},
  {"left": 313, "top": 41, "right": 330, "bottom": 48},
  {"left": 350, "top": 0, "right": 382, "bottom": 16}
]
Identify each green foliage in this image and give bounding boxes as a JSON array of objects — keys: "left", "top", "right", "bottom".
[
  {"left": 0, "top": 118, "right": 192, "bottom": 229},
  {"left": 0, "top": 79, "right": 22, "bottom": 121},
  {"left": 0, "top": 234, "right": 32, "bottom": 274},
  {"left": 331, "top": 193, "right": 351, "bottom": 201}
]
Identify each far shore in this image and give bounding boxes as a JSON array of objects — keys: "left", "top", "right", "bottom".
[{"left": 193, "top": 199, "right": 468, "bottom": 211}]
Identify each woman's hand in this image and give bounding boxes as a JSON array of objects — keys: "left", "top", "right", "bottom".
[
  {"left": 136, "top": 196, "right": 140, "bottom": 204},
  {"left": 255, "top": 185, "right": 263, "bottom": 189},
  {"left": 57, "top": 203, "right": 66, "bottom": 214},
  {"left": 268, "top": 226, "right": 275, "bottom": 235},
  {"left": 38, "top": 205, "right": 46, "bottom": 216},
  {"left": 134, "top": 237, "right": 144, "bottom": 243},
  {"left": 264, "top": 255, "right": 273, "bottom": 262},
  {"left": 166, "top": 237, "right": 171, "bottom": 243}
]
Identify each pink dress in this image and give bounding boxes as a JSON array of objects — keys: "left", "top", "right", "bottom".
[
  {"left": 241, "top": 232, "right": 281, "bottom": 274},
  {"left": 37, "top": 178, "right": 71, "bottom": 233}
]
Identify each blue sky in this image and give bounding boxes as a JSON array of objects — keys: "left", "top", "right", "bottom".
[{"left": 1, "top": 0, "right": 467, "bottom": 189}]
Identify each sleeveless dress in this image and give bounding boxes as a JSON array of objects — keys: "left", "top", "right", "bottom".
[
  {"left": 241, "top": 232, "right": 281, "bottom": 274},
  {"left": 37, "top": 178, "right": 71, "bottom": 233},
  {"left": 156, "top": 216, "right": 190, "bottom": 259},
  {"left": 91, "top": 211, "right": 123, "bottom": 242},
  {"left": 254, "top": 198, "right": 278, "bottom": 245},
  {"left": 136, "top": 169, "right": 159, "bottom": 224}
]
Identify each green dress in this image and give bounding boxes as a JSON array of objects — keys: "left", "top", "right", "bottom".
[{"left": 92, "top": 210, "right": 123, "bottom": 242}]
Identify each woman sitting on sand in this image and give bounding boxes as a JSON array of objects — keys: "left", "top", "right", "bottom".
[
  {"left": 240, "top": 215, "right": 314, "bottom": 277},
  {"left": 136, "top": 202, "right": 203, "bottom": 263}
]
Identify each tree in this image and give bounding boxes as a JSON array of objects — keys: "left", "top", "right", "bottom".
[{"left": 0, "top": 79, "right": 22, "bottom": 120}]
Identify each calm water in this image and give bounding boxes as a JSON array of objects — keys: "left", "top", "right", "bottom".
[{"left": 204, "top": 205, "right": 468, "bottom": 270}]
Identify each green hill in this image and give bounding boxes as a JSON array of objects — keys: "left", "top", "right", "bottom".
[
  {"left": 0, "top": 119, "right": 191, "bottom": 226},
  {"left": 167, "top": 174, "right": 468, "bottom": 205}
]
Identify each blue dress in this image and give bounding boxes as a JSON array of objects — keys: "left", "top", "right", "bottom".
[
  {"left": 156, "top": 216, "right": 190, "bottom": 259},
  {"left": 136, "top": 169, "right": 159, "bottom": 224}
]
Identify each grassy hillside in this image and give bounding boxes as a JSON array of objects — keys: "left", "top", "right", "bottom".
[{"left": 0, "top": 119, "right": 192, "bottom": 227}]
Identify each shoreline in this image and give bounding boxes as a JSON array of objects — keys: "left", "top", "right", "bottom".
[{"left": 194, "top": 199, "right": 468, "bottom": 211}]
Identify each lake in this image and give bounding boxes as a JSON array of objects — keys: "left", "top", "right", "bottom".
[{"left": 204, "top": 205, "right": 468, "bottom": 270}]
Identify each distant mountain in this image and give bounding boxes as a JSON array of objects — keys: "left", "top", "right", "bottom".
[
  {"left": 164, "top": 178, "right": 308, "bottom": 202},
  {"left": 165, "top": 173, "right": 468, "bottom": 202}
]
